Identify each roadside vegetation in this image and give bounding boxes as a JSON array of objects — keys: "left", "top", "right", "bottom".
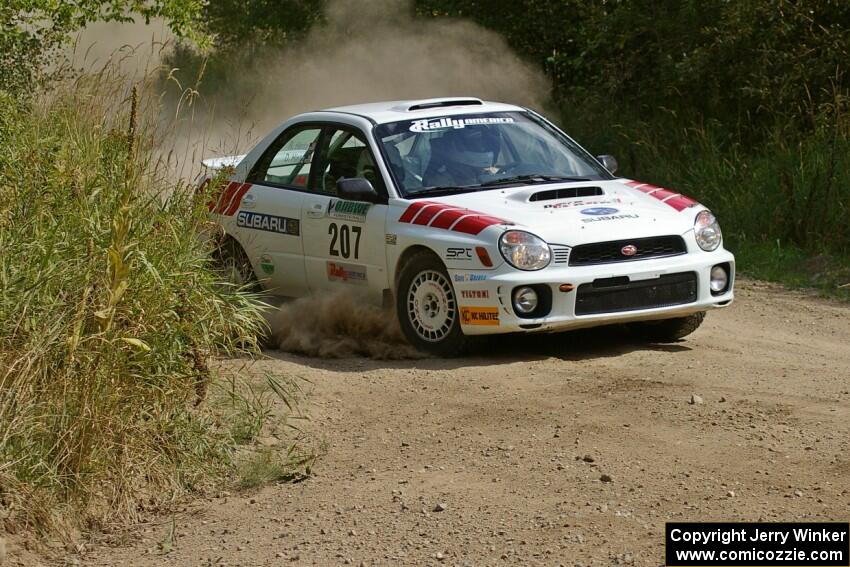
[{"left": 0, "top": 71, "right": 309, "bottom": 538}]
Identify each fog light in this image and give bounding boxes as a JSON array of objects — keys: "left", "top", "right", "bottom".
[
  {"left": 710, "top": 265, "right": 728, "bottom": 294},
  {"left": 513, "top": 286, "right": 539, "bottom": 314}
]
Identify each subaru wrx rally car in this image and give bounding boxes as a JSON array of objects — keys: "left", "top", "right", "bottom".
[{"left": 202, "top": 97, "right": 734, "bottom": 356}]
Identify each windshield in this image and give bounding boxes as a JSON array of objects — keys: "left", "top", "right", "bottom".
[{"left": 374, "top": 111, "right": 612, "bottom": 197}]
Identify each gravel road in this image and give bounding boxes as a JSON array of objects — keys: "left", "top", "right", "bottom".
[{"left": 86, "top": 280, "right": 850, "bottom": 566}]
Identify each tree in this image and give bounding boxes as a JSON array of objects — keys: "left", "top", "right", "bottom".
[{"left": 0, "top": 0, "right": 203, "bottom": 93}]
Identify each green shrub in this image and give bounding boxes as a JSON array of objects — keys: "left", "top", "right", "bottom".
[
  {"left": 559, "top": 97, "right": 850, "bottom": 261},
  {"left": 0, "top": 76, "right": 269, "bottom": 534}
]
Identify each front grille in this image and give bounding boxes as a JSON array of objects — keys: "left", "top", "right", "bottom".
[
  {"left": 550, "top": 244, "right": 571, "bottom": 264},
  {"left": 569, "top": 235, "right": 686, "bottom": 266},
  {"left": 575, "top": 272, "right": 697, "bottom": 316}
]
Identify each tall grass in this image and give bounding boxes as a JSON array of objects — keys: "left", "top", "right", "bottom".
[
  {"left": 560, "top": 93, "right": 850, "bottom": 294},
  {"left": 0, "top": 73, "right": 272, "bottom": 535}
]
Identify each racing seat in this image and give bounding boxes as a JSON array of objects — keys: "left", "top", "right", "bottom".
[
  {"left": 324, "top": 147, "right": 363, "bottom": 192},
  {"left": 383, "top": 143, "right": 406, "bottom": 184},
  {"left": 422, "top": 136, "right": 457, "bottom": 187}
]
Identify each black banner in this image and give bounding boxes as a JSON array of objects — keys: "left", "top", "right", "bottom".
[{"left": 666, "top": 522, "right": 849, "bottom": 566}]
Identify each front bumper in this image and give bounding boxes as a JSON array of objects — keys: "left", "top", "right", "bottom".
[{"left": 451, "top": 249, "right": 735, "bottom": 335}]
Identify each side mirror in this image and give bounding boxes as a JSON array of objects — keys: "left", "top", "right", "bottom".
[
  {"left": 596, "top": 154, "right": 618, "bottom": 174},
  {"left": 336, "top": 177, "right": 379, "bottom": 203}
]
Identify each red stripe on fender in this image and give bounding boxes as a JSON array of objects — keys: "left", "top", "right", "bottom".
[
  {"left": 224, "top": 183, "right": 252, "bottom": 216},
  {"left": 215, "top": 181, "right": 242, "bottom": 214},
  {"left": 414, "top": 203, "right": 456, "bottom": 225},
  {"left": 651, "top": 189, "right": 678, "bottom": 201},
  {"left": 452, "top": 215, "right": 507, "bottom": 235},
  {"left": 400, "top": 201, "right": 512, "bottom": 233},
  {"left": 430, "top": 208, "right": 468, "bottom": 229},
  {"left": 398, "top": 201, "right": 431, "bottom": 223},
  {"left": 664, "top": 195, "right": 698, "bottom": 211},
  {"left": 628, "top": 179, "right": 699, "bottom": 211},
  {"left": 428, "top": 206, "right": 464, "bottom": 227}
]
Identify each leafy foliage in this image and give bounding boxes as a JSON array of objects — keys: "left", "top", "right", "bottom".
[
  {"left": 200, "top": 0, "right": 324, "bottom": 49},
  {"left": 0, "top": 0, "right": 203, "bottom": 93}
]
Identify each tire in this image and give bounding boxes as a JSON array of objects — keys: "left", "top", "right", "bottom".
[
  {"left": 630, "top": 311, "right": 706, "bottom": 342},
  {"left": 213, "top": 236, "right": 263, "bottom": 293},
  {"left": 396, "top": 250, "right": 477, "bottom": 357},
  {"left": 212, "top": 237, "right": 275, "bottom": 347}
]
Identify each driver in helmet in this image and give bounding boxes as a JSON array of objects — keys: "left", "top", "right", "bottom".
[{"left": 423, "top": 126, "right": 501, "bottom": 187}]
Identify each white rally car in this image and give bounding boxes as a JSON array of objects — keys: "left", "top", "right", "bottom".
[{"left": 202, "top": 97, "right": 734, "bottom": 356}]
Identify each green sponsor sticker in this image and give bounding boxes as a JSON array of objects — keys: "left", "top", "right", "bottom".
[
  {"left": 328, "top": 199, "right": 370, "bottom": 222},
  {"left": 259, "top": 254, "right": 274, "bottom": 275}
]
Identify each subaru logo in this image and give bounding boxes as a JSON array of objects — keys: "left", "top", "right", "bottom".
[
  {"left": 580, "top": 207, "right": 619, "bottom": 215},
  {"left": 621, "top": 244, "right": 638, "bottom": 256}
]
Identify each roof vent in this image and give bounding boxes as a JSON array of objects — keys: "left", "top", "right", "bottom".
[
  {"left": 530, "top": 186, "right": 604, "bottom": 202},
  {"left": 397, "top": 97, "right": 484, "bottom": 112}
]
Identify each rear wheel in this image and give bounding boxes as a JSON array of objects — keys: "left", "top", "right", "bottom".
[
  {"left": 213, "top": 236, "right": 262, "bottom": 293},
  {"left": 396, "top": 251, "right": 476, "bottom": 357},
  {"left": 630, "top": 312, "right": 706, "bottom": 342},
  {"left": 212, "top": 236, "right": 275, "bottom": 346}
]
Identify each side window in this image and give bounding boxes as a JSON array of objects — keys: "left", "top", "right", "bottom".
[
  {"left": 249, "top": 127, "right": 322, "bottom": 188},
  {"left": 315, "top": 127, "right": 387, "bottom": 197}
]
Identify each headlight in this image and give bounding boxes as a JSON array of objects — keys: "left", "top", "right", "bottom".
[
  {"left": 694, "top": 210, "right": 722, "bottom": 251},
  {"left": 499, "top": 230, "right": 551, "bottom": 271}
]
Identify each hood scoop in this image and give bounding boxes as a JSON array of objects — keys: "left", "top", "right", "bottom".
[{"left": 529, "top": 186, "right": 603, "bottom": 202}]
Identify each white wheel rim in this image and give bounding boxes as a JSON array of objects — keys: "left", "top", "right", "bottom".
[{"left": 407, "top": 270, "right": 456, "bottom": 342}]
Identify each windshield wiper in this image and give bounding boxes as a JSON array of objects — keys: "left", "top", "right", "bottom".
[
  {"left": 408, "top": 175, "right": 592, "bottom": 197},
  {"left": 479, "top": 174, "right": 592, "bottom": 187},
  {"left": 407, "top": 185, "right": 475, "bottom": 197}
]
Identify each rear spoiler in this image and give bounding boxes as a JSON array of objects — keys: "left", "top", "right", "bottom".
[{"left": 201, "top": 154, "right": 246, "bottom": 171}]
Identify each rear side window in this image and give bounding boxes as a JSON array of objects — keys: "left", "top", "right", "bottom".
[{"left": 249, "top": 127, "right": 322, "bottom": 188}]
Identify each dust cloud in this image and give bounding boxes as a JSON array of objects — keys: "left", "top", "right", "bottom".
[
  {"left": 203, "top": 0, "right": 552, "bottom": 138},
  {"left": 68, "top": 0, "right": 552, "bottom": 178},
  {"left": 69, "top": 0, "right": 551, "bottom": 359},
  {"left": 152, "top": 0, "right": 553, "bottom": 175},
  {"left": 70, "top": 18, "right": 174, "bottom": 79},
  {"left": 268, "top": 293, "right": 425, "bottom": 360}
]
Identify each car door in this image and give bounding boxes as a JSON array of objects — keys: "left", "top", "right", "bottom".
[
  {"left": 235, "top": 125, "right": 323, "bottom": 297},
  {"left": 301, "top": 126, "right": 390, "bottom": 301}
]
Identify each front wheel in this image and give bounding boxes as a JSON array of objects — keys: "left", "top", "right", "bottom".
[
  {"left": 396, "top": 251, "right": 476, "bottom": 357},
  {"left": 629, "top": 311, "right": 706, "bottom": 342}
]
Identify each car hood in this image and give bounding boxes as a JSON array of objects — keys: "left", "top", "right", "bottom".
[{"left": 416, "top": 179, "right": 702, "bottom": 245}]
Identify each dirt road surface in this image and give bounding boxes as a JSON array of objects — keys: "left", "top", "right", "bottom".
[{"left": 86, "top": 280, "right": 850, "bottom": 566}]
